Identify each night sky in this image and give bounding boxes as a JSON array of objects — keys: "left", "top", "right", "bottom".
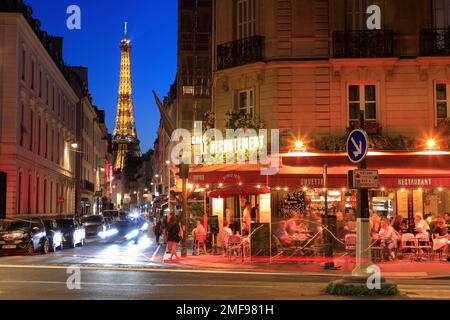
[{"left": 25, "top": 0, "right": 177, "bottom": 152}]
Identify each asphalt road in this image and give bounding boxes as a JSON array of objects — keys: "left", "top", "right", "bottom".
[
  {"left": 0, "top": 265, "right": 449, "bottom": 300},
  {"left": 0, "top": 233, "right": 449, "bottom": 300}
]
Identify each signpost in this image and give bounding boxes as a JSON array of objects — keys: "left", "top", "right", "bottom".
[
  {"left": 348, "top": 169, "right": 379, "bottom": 189},
  {"left": 347, "top": 112, "right": 372, "bottom": 277}
]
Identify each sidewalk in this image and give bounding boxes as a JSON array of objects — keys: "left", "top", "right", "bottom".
[{"left": 162, "top": 247, "right": 450, "bottom": 279}]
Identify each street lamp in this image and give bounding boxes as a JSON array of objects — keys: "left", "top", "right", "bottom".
[{"left": 71, "top": 142, "right": 78, "bottom": 149}]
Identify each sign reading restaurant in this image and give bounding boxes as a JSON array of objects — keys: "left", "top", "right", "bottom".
[{"left": 397, "top": 178, "right": 433, "bottom": 187}]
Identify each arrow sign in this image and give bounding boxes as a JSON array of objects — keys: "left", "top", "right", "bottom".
[{"left": 347, "top": 129, "right": 369, "bottom": 163}]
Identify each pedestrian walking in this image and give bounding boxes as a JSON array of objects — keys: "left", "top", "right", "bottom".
[
  {"left": 153, "top": 219, "right": 162, "bottom": 244},
  {"left": 167, "top": 215, "right": 183, "bottom": 261}
]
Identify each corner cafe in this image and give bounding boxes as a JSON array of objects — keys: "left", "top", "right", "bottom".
[{"left": 189, "top": 149, "right": 450, "bottom": 232}]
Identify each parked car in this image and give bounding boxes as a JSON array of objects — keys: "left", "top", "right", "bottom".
[
  {"left": 81, "top": 215, "right": 109, "bottom": 238},
  {"left": 0, "top": 218, "right": 49, "bottom": 254},
  {"left": 42, "top": 219, "right": 64, "bottom": 252},
  {"left": 55, "top": 218, "right": 86, "bottom": 248}
]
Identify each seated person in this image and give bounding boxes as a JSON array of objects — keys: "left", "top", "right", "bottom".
[
  {"left": 432, "top": 217, "right": 449, "bottom": 258},
  {"left": 370, "top": 211, "right": 381, "bottom": 236},
  {"left": 274, "top": 221, "right": 294, "bottom": 246},
  {"left": 192, "top": 220, "right": 206, "bottom": 252},
  {"left": 444, "top": 213, "right": 450, "bottom": 226},
  {"left": 391, "top": 215, "right": 403, "bottom": 233},
  {"left": 221, "top": 221, "right": 233, "bottom": 254},
  {"left": 414, "top": 213, "right": 430, "bottom": 235},
  {"left": 286, "top": 213, "right": 301, "bottom": 236},
  {"left": 379, "top": 218, "right": 400, "bottom": 261},
  {"left": 336, "top": 212, "right": 346, "bottom": 239}
]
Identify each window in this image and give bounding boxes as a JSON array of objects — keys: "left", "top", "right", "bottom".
[
  {"left": 348, "top": 84, "right": 377, "bottom": 121},
  {"left": 46, "top": 78, "right": 49, "bottom": 104},
  {"left": 238, "top": 89, "right": 255, "bottom": 117},
  {"left": 43, "top": 179, "right": 47, "bottom": 213},
  {"left": 36, "top": 177, "right": 40, "bottom": 214},
  {"left": 45, "top": 122, "right": 48, "bottom": 158},
  {"left": 17, "top": 172, "right": 22, "bottom": 215},
  {"left": 27, "top": 175, "right": 32, "bottom": 214},
  {"left": 39, "top": 69, "right": 42, "bottom": 98},
  {"left": 436, "top": 83, "right": 450, "bottom": 119},
  {"left": 37, "top": 117, "right": 41, "bottom": 155},
  {"left": 52, "top": 86, "right": 55, "bottom": 111},
  {"left": 51, "top": 128, "right": 54, "bottom": 162},
  {"left": 21, "top": 49, "right": 26, "bottom": 81},
  {"left": 50, "top": 181, "right": 53, "bottom": 213},
  {"left": 31, "top": 60, "right": 35, "bottom": 90},
  {"left": 57, "top": 132, "right": 60, "bottom": 164},
  {"left": 20, "top": 104, "right": 24, "bottom": 147},
  {"left": 346, "top": 0, "right": 373, "bottom": 30},
  {"left": 237, "top": 0, "right": 256, "bottom": 39},
  {"left": 29, "top": 110, "right": 34, "bottom": 151},
  {"left": 434, "top": 0, "right": 450, "bottom": 28}
]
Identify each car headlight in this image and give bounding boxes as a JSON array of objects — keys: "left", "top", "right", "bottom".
[
  {"left": 125, "top": 229, "right": 139, "bottom": 240},
  {"left": 99, "top": 228, "right": 118, "bottom": 239},
  {"left": 140, "top": 223, "right": 149, "bottom": 231},
  {"left": 10, "top": 232, "right": 27, "bottom": 240}
]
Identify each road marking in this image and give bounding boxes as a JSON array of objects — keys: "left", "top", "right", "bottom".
[
  {"left": 0, "top": 263, "right": 338, "bottom": 278},
  {"left": 151, "top": 245, "right": 161, "bottom": 261},
  {"left": 0, "top": 279, "right": 300, "bottom": 289}
]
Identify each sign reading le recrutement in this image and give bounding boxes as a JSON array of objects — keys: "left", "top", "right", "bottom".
[{"left": 347, "top": 129, "right": 369, "bottom": 163}]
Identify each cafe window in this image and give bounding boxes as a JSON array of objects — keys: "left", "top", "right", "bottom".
[
  {"left": 348, "top": 84, "right": 377, "bottom": 121},
  {"left": 346, "top": 0, "right": 374, "bottom": 30},
  {"left": 436, "top": 83, "right": 450, "bottom": 119},
  {"left": 237, "top": 0, "right": 256, "bottom": 39},
  {"left": 434, "top": 0, "right": 450, "bottom": 28},
  {"left": 238, "top": 89, "right": 254, "bottom": 117}
]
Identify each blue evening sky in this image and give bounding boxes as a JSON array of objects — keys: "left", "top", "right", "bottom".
[{"left": 25, "top": 0, "right": 177, "bottom": 152}]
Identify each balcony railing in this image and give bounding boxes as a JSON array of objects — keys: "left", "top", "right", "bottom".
[
  {"left": 348, "top": 120, "right": 382, "bottom": 135},
  {"left": 217, "top": 35, "right": 264, "bottom": 70},
  {"left": 420, "top": 28, "right": 450, "bottom": 56},
  {"left": 333, "top": 30, "right": 394, "bottom": 58}
]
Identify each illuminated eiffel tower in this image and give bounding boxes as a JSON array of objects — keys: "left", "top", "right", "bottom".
[{"left": 112, "top": 23, "right": 141, "bottom": 171}]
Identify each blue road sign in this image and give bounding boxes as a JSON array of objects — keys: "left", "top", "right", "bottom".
[{"left": 347, "top": 129, "right": 369, "bottom": 163}]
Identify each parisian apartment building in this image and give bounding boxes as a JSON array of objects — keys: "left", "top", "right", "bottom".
[
  {"left": 0, "top": 2, "right": 111, "bottom": 217},
  {"left": 212, "top": 0, "right": 450, "bottom": 147}
]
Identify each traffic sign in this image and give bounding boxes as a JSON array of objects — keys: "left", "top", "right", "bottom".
[
  {"left": 347, "top": 129, "right": 369, "bottom": 163},
  {"left": 348, "top": 169, "right": 379, "bottom": 189}
]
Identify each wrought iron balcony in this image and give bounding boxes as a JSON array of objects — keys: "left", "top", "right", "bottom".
[
  {"left": 333, "top": 30, "right": 394, "bottom": 58},
  {"left": 420, "top": 28, "right": 450, "bottom": 56},
  {"left": 217, "top": 35, "right": 264, "bottom": 70},
  {"left": 348, "top": 120, "right": 382, "bottom": 135}
]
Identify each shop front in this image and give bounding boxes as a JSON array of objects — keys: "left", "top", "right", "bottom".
[{"left": 189, "top": 151, "right": 450, "bottom": 257}]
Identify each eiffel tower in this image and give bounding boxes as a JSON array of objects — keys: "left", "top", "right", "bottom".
[{"left": 112, "top": 22, "right": 141, "bottom": 171}]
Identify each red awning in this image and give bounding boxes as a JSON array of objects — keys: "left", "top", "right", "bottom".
[
  {"left": 208, "top": 185, "right": 270, "bottom": 198},
  {"left": 189, "top": 152, "right": 450, "bottom": 189}
]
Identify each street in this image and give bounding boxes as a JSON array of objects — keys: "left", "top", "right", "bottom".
[{"left": 0, "top": 233, "right": 449, "bottom": 300}]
